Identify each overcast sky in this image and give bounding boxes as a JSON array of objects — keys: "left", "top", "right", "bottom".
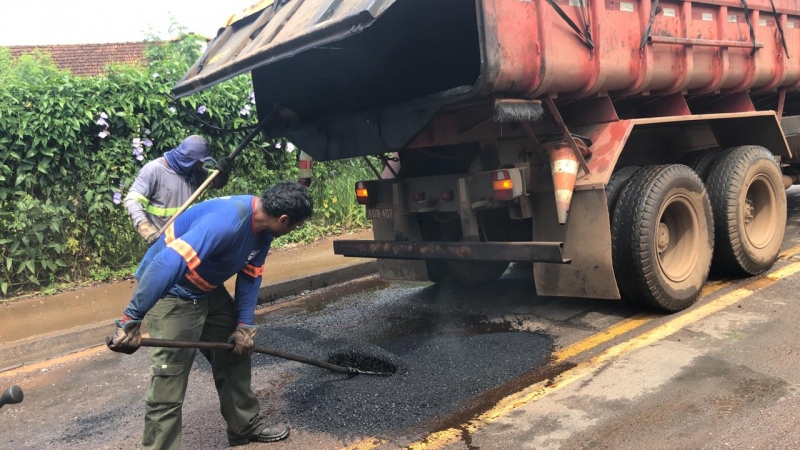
[{"left": 0, "top": 0, "right": 259, "bottom": 46}]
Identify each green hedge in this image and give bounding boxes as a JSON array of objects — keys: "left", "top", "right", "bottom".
[{"left": 0, "top": 33, "right": 370, "bottom": 297}]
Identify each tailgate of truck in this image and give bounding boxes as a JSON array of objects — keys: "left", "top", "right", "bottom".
[{"left": 174, "top": 0, "right": 397, "bottom": 98}]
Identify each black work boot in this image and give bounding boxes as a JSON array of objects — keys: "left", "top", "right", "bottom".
[{"left": 229, "top": 423, "right": 290, "bottom": 446}]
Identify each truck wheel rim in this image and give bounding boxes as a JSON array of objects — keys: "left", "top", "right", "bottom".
[
  {"left": 656, "top": 194, "right": 700, "bottom": 283},
  {"left": 743, "top": 174, "right": 777, "bottom": 250}
]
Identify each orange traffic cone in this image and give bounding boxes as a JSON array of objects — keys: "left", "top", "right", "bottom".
[
  {"left": 298, "top": 151, "right": 313, "bottom": 188},
  {"left": 545, "top": 142, "right": 583, "bottom": 224}
]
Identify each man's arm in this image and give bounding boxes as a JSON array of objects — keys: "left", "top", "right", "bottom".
[
  {"left": 122, "top": 249, "right": 187, "bottom": 321},
  {"left": 124, "top": 164, "right": 156, "bottom": 229},
  {"left": 123, "top": 214, "right": 234, "bottom": 320},
  {"left": 233, "top": 245, "right": 270, "bottom": 325},
  {"left": 109, "top": 247, "right": 187, "bottom": 354}
]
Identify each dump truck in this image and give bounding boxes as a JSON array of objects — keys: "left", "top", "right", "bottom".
[{"left": 175, "top": 0, "right": 800, "bottom": 311}]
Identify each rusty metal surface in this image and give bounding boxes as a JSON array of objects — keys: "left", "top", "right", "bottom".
[
  {"left": 630, "top": 111, "right": 792, "bottom": 159},
  {"left": 573, "top": 111, "right": 791, "bottom": 187},
  {"left": 487, "top": 0, "right": 800, "bottom": 98},
  {"left": 573, "top": 120, "right": 635, "bottom": 187},
  {"left": 333, "top": 240, "right": 570, "bottom": 263},
  {"left": 532, "top": 189, "right": 621, "bottom": 300},
  {"left": 647, "top": 35, "right": 764, "bottom": 49}
]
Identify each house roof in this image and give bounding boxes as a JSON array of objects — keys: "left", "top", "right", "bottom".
[{"left": 6, "top": 41, "right": 148, "bottom": 76}]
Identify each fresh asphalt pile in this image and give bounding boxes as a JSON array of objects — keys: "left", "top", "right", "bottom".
[
  {"left": 228, "top": 268, "right": 555, "bottom": 437},
  {"left": 280, "top": 332, "right": 551, "bottom": 435}
]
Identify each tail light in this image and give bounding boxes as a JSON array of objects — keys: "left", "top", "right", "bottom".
[
  {"left": 493, "top": 170, "right": 514, "bottom": 201},
  {"left": 355, "top": 181, "right": 372, "bottom": 205},
  {"left": 493, "top": 169, "right": 524, "bottom": 201},
  {"left": 298, "top": 151, "right": 313, "bottom": 188}
]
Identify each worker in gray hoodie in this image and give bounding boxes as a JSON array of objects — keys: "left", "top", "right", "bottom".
[{"left": 125, "top": 135, "right": 232, "bottom": 244}]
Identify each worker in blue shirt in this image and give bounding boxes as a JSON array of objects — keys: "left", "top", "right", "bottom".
[{"left": 107, "top": 181, "right": 313, "bottom": 449}]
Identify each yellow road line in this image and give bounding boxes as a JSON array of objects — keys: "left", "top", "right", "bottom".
[
  {"left": 551, "top": 313, "right": 657, "bottom": 362},
  {"left": 342, "top": 439, "right": 388, "bottom": 450},
  {"left": 779, "top": 244, "right": 800, "bottom": 259},
  {"left": 767, "top": 261, "right": 800, "bottom": 280},
  {"left": 699, "top": 281, "right": 726, "bottom": 297},
  {"left": 406, "top": 261, "right": 800, "bottom": 450}
]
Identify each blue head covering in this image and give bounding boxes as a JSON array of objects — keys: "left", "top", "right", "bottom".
[{"left": 164, "top": 135, "right": 213, "bottom": 185}]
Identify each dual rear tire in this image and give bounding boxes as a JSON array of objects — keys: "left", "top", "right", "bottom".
[
  {"left": 609, "top": 146, "right": 785, "bottom": 312},
  {"left": 611, "top": 165, "right": 714, "bottom": 311}
]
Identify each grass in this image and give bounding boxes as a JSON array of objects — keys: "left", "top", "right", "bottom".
[{"left": 272, "top": 160, "right": 373, "bottom": 248}]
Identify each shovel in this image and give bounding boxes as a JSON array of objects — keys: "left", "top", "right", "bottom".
[{"left": 137, "top": 338, "right": 394, "bottom": 377}]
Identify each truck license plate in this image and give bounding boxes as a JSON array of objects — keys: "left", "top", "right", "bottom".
[{"left": 367, "top": 207, "right": 393, "bottom": 220}]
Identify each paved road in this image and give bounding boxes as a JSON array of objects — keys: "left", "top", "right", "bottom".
[{"left": 3, "top": 189, "right": 800, "bottom": 450}]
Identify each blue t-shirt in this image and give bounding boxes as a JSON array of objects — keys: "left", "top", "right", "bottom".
[{"left": 124, "top": 195, "right": 273, "bottom": 325}]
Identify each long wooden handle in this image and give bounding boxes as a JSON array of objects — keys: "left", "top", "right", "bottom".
[{"left": 139, "top": 338, "right": 353, "bottom": 374}]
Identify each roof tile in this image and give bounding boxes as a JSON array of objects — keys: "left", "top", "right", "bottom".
[{"left": 6, "top": 42, "right": 149, "bottom": 76}]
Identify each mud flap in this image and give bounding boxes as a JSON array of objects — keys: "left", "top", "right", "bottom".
[{"left": 532, "top": 188, "right": 621, "bottom": 299}]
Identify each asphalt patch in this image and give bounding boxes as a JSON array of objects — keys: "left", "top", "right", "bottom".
[
  {"left": 273, "top": 331, "right": 552, "bottom": 436},
  {"left": 327, "top": 341, "right": 403, "bottom": 375}
]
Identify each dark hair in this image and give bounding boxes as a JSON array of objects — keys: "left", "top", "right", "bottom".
[{"left": 260, "top": 181, "right": 314, "bottom": 224}]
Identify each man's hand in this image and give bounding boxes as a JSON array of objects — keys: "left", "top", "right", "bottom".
[
  {"left": 137, "top": 221, "right": 159, "bottom": 245},
  {"left": 215, "top": 156, "right": 233, "bottom": 174},
  {"left": 106, "top": 316, "right": 142, "bottom": 354},
  {"left": 228, "top": 325, "right": 257, "bottom": 356}
]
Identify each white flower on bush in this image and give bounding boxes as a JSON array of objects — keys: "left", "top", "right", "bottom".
[
  {"left": 96, "top": 112, "right": 110, "bottom": 138},
  {"left": 239, "top": 104, "right": 251, "bottom": 116},
  {"left": 169, "top": 107, "right": 177, "bottom": 114},
  {"left": 132, "top": 137, "right": 146, "bottom": 162}
]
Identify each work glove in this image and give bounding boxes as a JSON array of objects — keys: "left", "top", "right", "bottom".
[
  {"left": 137, "top": 221, "right": 159, "bottom": 246},
  {"left": 228, "top": 325, "right": 257, "bottom": 356},
  {"left": 212, "top": 156, "right": 232, "bottom": 189},
  {"left": 106, "top": 316, "right": 143, "bottom": 355},
  {"left": 214, "top": 156, "right": 233, "bottom": 174}
]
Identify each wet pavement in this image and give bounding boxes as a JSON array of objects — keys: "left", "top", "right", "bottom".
[{"left": 3, "top": 190, "right": 800, "bottom": 449}]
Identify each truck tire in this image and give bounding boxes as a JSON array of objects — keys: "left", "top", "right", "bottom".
[
  {"left": 446, "top": 260, "right": 510, "bottom": 286},
  {"left": 706, "top": 146, "right": 786, "bottom": 275},
  {"left": 605, "top": 166, "right": 641, "bottom": 218},
  {"left": 612, "top": 165, "right": 714, "bottom": 312},
  {"left": 680, "top": 148, "right": 722, "bottom": 181}
]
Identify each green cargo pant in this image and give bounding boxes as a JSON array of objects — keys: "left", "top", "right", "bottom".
[{"left": 142, "top": 287, "right": 266, "bottom": 450}]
